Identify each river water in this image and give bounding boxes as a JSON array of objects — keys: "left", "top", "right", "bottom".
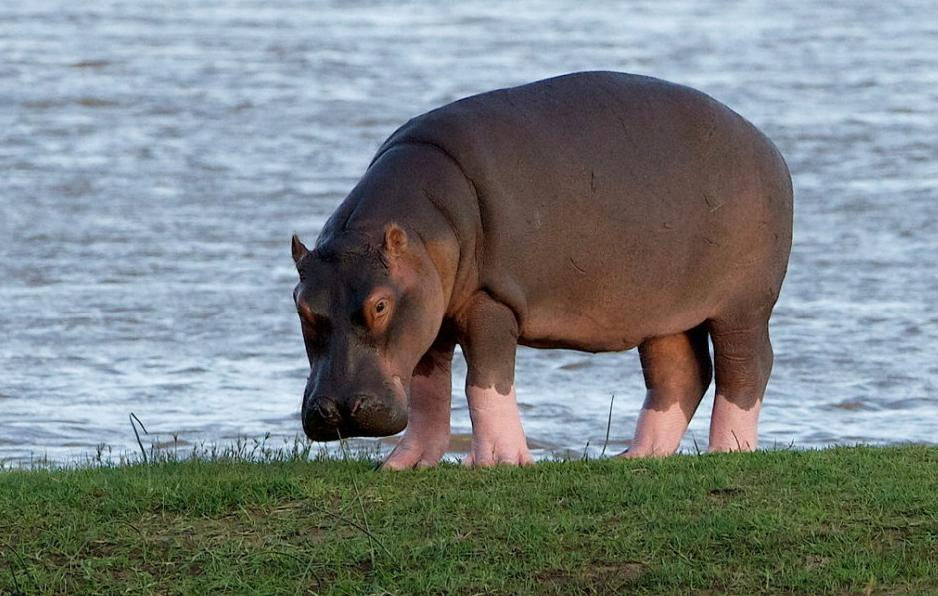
[{"left": 2, "top": 1, "right": 937, "bottom": 465}]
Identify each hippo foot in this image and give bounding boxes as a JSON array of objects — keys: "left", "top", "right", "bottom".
[
  {"left": 619, "top": 446, "right": 671, "bottom": 459},
  {"left": 462, "top": 439, "right": 534, "bottom": 468},
  {"left": 381, "top": 434, "right": 449, "bottom": 470}
]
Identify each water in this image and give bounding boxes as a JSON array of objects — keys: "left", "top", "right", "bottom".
[{"left": 2, "top": 1, "right": 937, "bottom": 465}]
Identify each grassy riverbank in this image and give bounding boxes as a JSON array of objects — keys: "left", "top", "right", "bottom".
[{"left": 1, "top": 446, "right": 936, "bottom": 594}]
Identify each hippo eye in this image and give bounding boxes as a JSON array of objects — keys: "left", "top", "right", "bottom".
[{"left": 364, "top": 294, "right": 393, "bottom": 329}]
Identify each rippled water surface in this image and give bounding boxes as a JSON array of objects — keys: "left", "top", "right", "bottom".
[{"left": 2, "top": 1, "right": 937, "bottom": 464}]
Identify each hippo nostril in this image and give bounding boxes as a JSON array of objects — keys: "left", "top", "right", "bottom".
[
  {"left": 349, "top": 394, "right": 369, "bottom": 417},
  {"left": 314, "top": 398, "right": 342, "bottom": 425}
]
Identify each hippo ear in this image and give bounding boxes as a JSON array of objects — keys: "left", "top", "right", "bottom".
[
  {"left": 291, "top": 233, "right": 309, "bottom": 268},
  {"left": 383, "top": 223, "right": 408, "bottom": 258}
]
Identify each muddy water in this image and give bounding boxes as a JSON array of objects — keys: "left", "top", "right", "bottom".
[{"left": 2, "top": 1, "right": 937, "bottom": 464}]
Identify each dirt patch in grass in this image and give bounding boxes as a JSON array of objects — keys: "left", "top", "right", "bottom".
[
  {"left": 537, "top": 560, "right": 648, "bottom": 593},
  {"left": 708, "top": 487, "right": 743, "bottom": 504},
  {"left": 802, "top": 555, "right": 830, "bottom": 572}
]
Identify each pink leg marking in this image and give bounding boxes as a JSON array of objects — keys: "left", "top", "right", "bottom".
[
  {"left": 708, "top": 395, "right": 760, "bottom": 452},
  {"left": 625, "top": 399, "right": 692, "bottom": 458},
  {"left": 463, "top": 384, "right": 533, "bottom": 468}
]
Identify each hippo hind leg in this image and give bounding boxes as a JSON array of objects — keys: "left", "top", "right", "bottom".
[
  {"left": 624, "top": 324, "right": 712, "bottom": 458},
  {"left": 707, "top": 313, "right": 773, "bottom": 452}
]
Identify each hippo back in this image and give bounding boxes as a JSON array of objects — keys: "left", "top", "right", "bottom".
[{"left": 373, "top": 71, "right": 793, "bottom": 350}]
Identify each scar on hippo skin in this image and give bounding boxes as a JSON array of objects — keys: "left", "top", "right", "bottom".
[{"left": 291, "top": 71, "right": 792, "bottom": 465}]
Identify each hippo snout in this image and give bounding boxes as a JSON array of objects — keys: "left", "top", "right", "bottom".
[{"left": 302, "top": 393, "right": 407, "bottom": 441}]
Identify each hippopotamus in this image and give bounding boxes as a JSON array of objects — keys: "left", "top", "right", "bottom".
[{"left": 291, "top": 71, "right": 793, "bottom": 469}]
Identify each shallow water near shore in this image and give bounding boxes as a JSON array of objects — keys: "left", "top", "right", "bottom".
[{"left": 2, "top": 1, "right": 937, "bottom": 465}]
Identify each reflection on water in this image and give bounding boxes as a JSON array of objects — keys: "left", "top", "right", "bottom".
[{"left": 1, "top": 1, "right": 937, "bottom": 464}]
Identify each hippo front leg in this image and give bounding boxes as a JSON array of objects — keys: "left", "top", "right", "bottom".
[
  {"left": 459, "top": 294, "right": 533, "bottom": 468},
  {"left": 381, "top": 337, "right": 456, "bottom": 470}
]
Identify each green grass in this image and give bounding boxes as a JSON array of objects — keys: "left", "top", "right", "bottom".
[{"left": 1, "top": 446, "right": 937, "bottom": 594}]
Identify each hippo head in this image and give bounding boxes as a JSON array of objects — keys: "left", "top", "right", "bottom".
[{"left": 291, "top": 224, "right": 445, "bottom": 441}]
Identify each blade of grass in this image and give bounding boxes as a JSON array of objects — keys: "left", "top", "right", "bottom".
[
  {"left": 601, "top": 393, "right": 615, "bottom": 457},
  {"left": 129, "top": 412, "right": 149, "bottom": 464}
]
